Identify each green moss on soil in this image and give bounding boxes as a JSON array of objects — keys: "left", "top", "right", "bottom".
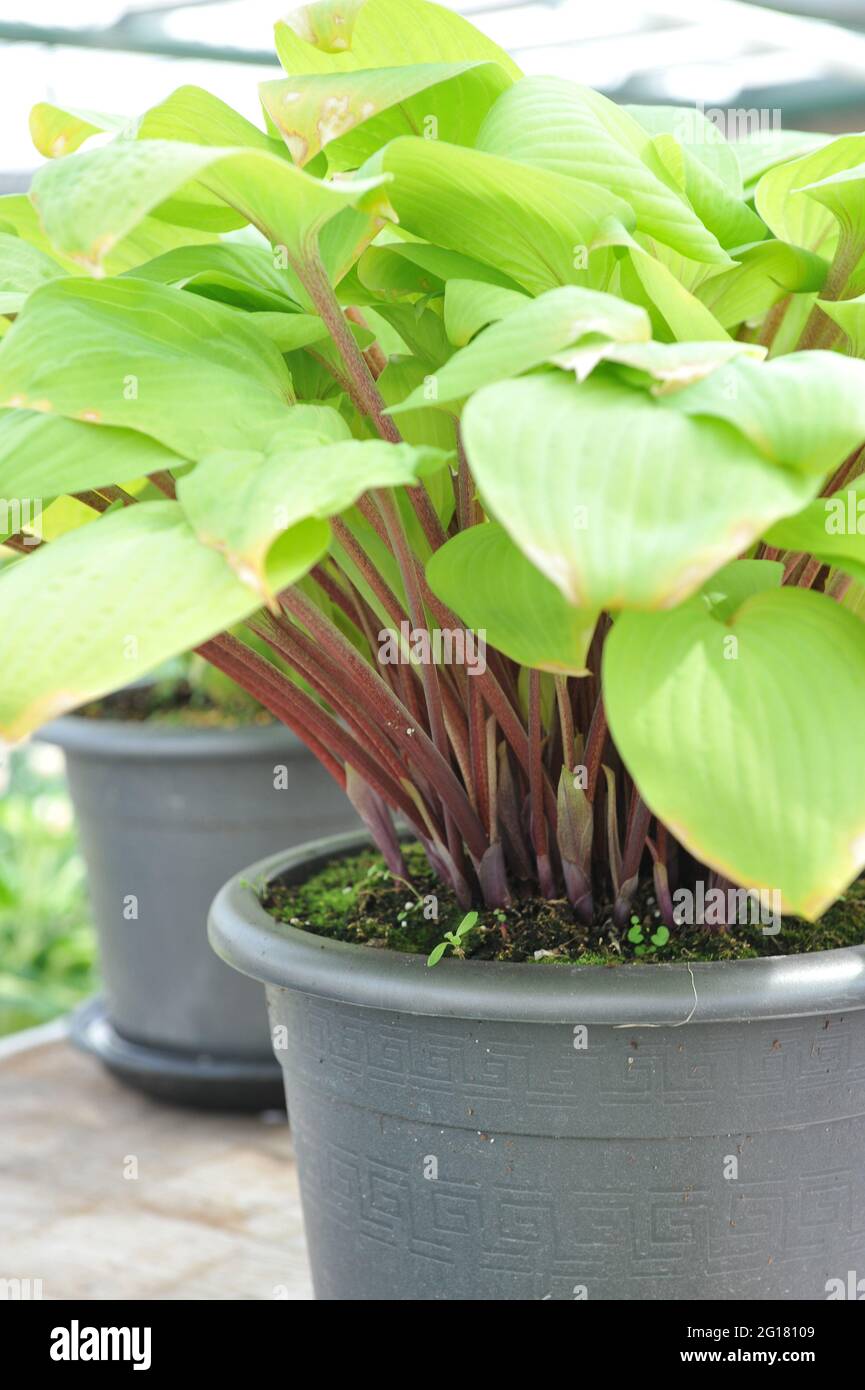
[
  {"left": 78, "top": 683, "right": 272, "bottom": 730},
  {"left": 262, "top": 843, "right": 865, "bottom": 966}
]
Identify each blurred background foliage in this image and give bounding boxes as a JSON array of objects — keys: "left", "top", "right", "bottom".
[{"left": 0, "top": 742, "right": 97, "bottom": 1037}]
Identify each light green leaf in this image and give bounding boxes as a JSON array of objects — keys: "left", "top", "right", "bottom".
[
  {"left": 426, "top": 941, "right": 448, "bottom": 967},
  {"left": 763, "top": 481, "right": 865, "bottom": 586},
  {"left": 374, "top": 137, "right": 635, "bottom": 295},
  {"left": 0, "top": 501, "right": 328, "bottom": 741},
  {"left": 275, "top": 0, "right": 521, "bottom": 80},
  {"left": 796, "top": 162, "right": 865, "bottom": 250},
  {"left": 426, "top": 522, "right": 597, "bottom": 673},
  {"left": 29, "top": 102, "right": 128, "bottom": 159},
  {"left": 136, "top": 85, "right": 277, "bottom": 152},
  {"left": 755, "top": 134, "right": 865, "bottom": 255},
  {"left": 0, "top": 232, "right": 66, "bottom": 314},
  {"left": 370, "top": 301, "right": 450, "bottom": 368},
  {"left": 377, "top": 357, "right": 456, "bottom": 449},
  {"left": 616, "top": 236, "right": 731, "bottom": 342},
  {"left": 0, "top": 192, "right": 216, "bottom": 276},
  {"left": 662, "top": 350, "right": 865, "bottom": 474},
  {"left": 0, "top": 410, "right": 184, "bottom": 498},
  {"left": 603, "top": 585, "right": 865, "bottom": 918},
  {"left": 179, "top": 436, "right": 445, "bottom": 603},
  {"left": 0, "top": 278, "right": 295, "bottom": 457},
  {"left": 634, "top": 121, "right": 767, "bottom": 251},
  {"left": 556, "top": 339, "right": 765, "bottom": 394},
  {"left": 818, "top": 292, "right": 865, "bottom": 353},
  {"left": 624, "top": 104, "right": 742, "bottom": 195},
  {"left": 700, "top": 557, "right": 784, "bottom": 620},
  {"left": 284, "top": 0, "right": 366, "bottom": 53},
  {"left": 376, "top": 357, "right": 457, "bottom": 524},
  {"left": 736, "top": 128, "right": 831, "bottom": 194},
  {"left": 694, "top": 238, "right": 827, "bottom": 329},
  {"left": 357, "top": 242, "right": 523, "bottom": 303},
  {"left": 30, "top": 138, "right": 390, "bottom": 273},
  {"left": 122, "top": 242, "right": 303, "bottom": 312},
  {"left": 461, "top": 371, "right": 817, "bottom": 610},
  {"left": 476, "top": 78, "right": 731, "bottom": 265},
  {"left": 35, "top": 495, "right": 97, "bottom": 542},
  {"left": 261, "top": 61, "right": 510, "bottom": 169},
  {"left": 129, "top": 85, "right": 287, "bottom": 233},
  {"left": 443, "top": 279, "right": 529, "bottom": 347},
  {"left": 251, "top": 312, "right": 331, "bottom": 351},
  {"left": 392, "top": 286, "right": 649, "bottom": 412}
]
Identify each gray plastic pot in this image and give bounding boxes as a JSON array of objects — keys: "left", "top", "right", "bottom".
[
  {"left": 210, "top": 831, "right": 865, "bottom": 1299},
  {"left": 39, "top": 716, "right": 358, "bottom": 1109}
]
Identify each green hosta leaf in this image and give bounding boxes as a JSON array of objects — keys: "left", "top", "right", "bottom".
[
  {"left": 0, "top": 278, "right": 294, "bottom": 457},
  {"left": 275, "top": 0, "right": 521, "bottom": 79},
  {"left": 285, "top": 0, "right": 366, "bottom": 52},
  {"left": 624, "top": 105, "right": 742, "bottom": 195},
  {"left": 735, "top": 128, "right": 829, "bottom": 194},
  {"left": 133, "top": 86, "right": 293, "bottom": 231},
  {"left": 476, "top": 78, "right": 730, "bottom": 266},
  {"left": 426, "top": 522, "right": 597, "bottom": 674},
  {"left": 603, "top": 585, "right": 865, "bottom": 918},
  {"left": 136, "top": 85, "right": 277, "bottom": 152},
  {"left": 392, "top": 286, "right": 649, "bottom": 412},
  {"left": 332, "top": 506, "right": 406, "bottom": 622},
  {"left": 763, "top": 481, "right": 865, "bottom": 586},
  {"left": 755, "top": 135, "right": 865, "bottom": 255},
  {"left": 694, "top": 239, "right": 827, "bottom": 329},
  {"left": 377, "top": 357, "right": 456, "bottom": 446},
  {"left": 355, "top": 243, "right": 445, "bottom": 300},
  {"left": 370, "top": 301, "right": 450, "bottom": 369},
  {"left": 178, "top": 436, "right": 444, "bottom": 604},
  {"left": 555, "top": 339, "right": 765, "bottom": 394},
  {"left": 0, "top": 192, "right": 215, "bottom": 276},
  {"left": 700, "top": 557, "right": 785, "bottom": 620},
  {"left": 251, "top": 312, "right": 332, "bottom": 351},
  {"left": 662, "top": 351, "right": 865, "bottom": 474},
  {"left": 616, "top": 237, "right": 731, "bottom": 342},
  {"left": 357, "top": 242, "right": 522, "bottom": 303},
  {"left": 0, "top": 233, "right": 66, "bottom": 314},
  {"left": 29, "top": 102, "right": 128, "bottom": 158},
  {"left": 0, "top": 501, "right": 328, "bottom": 741},
  {"left": 443, "top": 279, "right": 529, "bottom": 347},
  {"left": 0, "top": 410, "right": 184, "bottom": 498},
  {"left": 633, "top": 122, "right": 766, "bottom": 252},
  {"left": 843, "top": 576, "right": 865, "bottom": 623},
  {"left": 376, "top": 357, "right": 457, "bottom": 524},
  {"left": 797, "top": 162, "right": 865, "bottom": 250},
  {"left": 30, "top": 138, "right": 390, "bottom": 274},
  {"left": 461, "top": 372, "right": 816, "bottom": 610},
  {"left": 818, "top": 292, "right": 865, "bottom": 353},
  {"left": 124, "top": 242, "right": 303, "bottom": 312},
  {"left": 34, "top": 496, "right": 97, "bottom": 543},
  {"left": 261, "top": 61, "right": 510, "bottom": 169},
  {"left": 374, "top": 137, "right": 635, "bottom": 295}
]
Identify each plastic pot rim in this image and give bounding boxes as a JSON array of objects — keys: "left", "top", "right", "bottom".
[
  {"left": 208, "top": 831, "right": 865, "bottom": 1027},
  {"left": 37, "top": 712, "right": 304, "bottom": 762}
]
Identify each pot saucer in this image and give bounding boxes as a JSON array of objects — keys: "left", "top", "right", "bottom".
[{"left": 70, "top": 997, "right": 286, "bottom": 1113}]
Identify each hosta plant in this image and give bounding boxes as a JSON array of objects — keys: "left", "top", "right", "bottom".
[{"left": 4, "top": 0, "right": 865, "bottom": 933}]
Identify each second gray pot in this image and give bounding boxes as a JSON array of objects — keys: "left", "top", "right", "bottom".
[{"left": 40, "top": 716, "right": 358, "bottom": 1109}]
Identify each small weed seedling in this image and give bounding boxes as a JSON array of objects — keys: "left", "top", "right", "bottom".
[
  {"left": 626, "top": 916, "right": 671, "bottom": 958},
  {"left": 427, "top": 911, "right": 479, "bottom": 967}
]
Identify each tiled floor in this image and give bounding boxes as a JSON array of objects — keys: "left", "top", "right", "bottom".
[{"left": 0, "top": 1024, "right": 314, "bottom": 1300}]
